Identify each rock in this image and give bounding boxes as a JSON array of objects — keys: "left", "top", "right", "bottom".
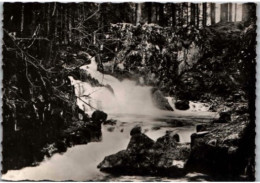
[
  {"left": 127, "top": 133, "right": 154, "bottom": 153},
  {"left": 173, "top": 133, "right": 180, "bottom": 143},
  {"left": 103, "top": 119, "right": 117, "bottom": 125},
  {"left": 213, "top": 111, "right": 231, "bottom": 123},
  {"left": 165, "top": 119, "right": 193, "bottom": 127},
  {"left": 175, "top": 100, "right": 190, "bottom": 110},
  {"left": 190, "top": 131, "right": 209, "bottom": 146},
  {"left": 105, "top": 84, "right": 114, "bottom": 94},
  {"left": 56, "top": 140, "right": 67, "bottom": 153},
  {"left": 186, "top": 115, "right": 254, "bottom": 179},
  {"left": 107, "top": 126, "right": 115, "bottom": 132},
  {"left": 91, "top": 110, "right": 107, "bottom": 123},
  {"left": 234, "top": 104, "right": 248, "bottom": 115},
  {"left": 152, "top": 126, "right": 161, "bottom": 131},
  {"left": 98, "top": 132, "right": 190, "bottom": 177},
  {"left": 196, "top": 124, "right": 207, "bottom": 132},
  {"left": 130, "top": 125, "right": 142, "bottom": 136},
  {"left": 151, "top": 89, "right": 173, "bottom": 111},
  {"left": 156, "top": 132, "right": 180, "bottom": 146}
]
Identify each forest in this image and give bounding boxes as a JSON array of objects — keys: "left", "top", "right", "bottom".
[{"left": 2, "top": 2, "right": 257, "bottom": 181}]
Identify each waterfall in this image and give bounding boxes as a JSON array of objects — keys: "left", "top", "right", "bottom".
[{"left": 69, "top": 58, "right": 160, "bottom": 115}]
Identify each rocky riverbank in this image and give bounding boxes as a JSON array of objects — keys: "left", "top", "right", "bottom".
[{"left": 98, "top": 102, "right": 255, "bottom": 181}]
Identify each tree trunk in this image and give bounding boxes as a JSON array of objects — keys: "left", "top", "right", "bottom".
[
  {"left": 21, "top": 4, "right": 24, "bottom": 36},
  {"left": 220, "top": 3, "right": 228, "bottom": 22},
  {"left": 136, "top": 3, "right": 142, "bottom": 25},
  {"left": 47, "top": 3, "right": 50, "bottom": 36},
  {"left": 64, "top": 6, "right": 68, "bottom": 44},
  {"left": 242, "top": 3, "right": 256, "bottom": 22},
  {"left": 228, "top": 3, "right": 233, "bottom": 21},
  {"left": 202, "top": 3, "right": 207, "bottom": 27},
  {"left": 159, "top": 3, "right": 165, "bottom": 26},
  {"left": 68, "top": 6, "right": 72, "bottom": 43},
  {"left": 210, "top": 3, "right": 215, "bottom": 24},
  {"left": 196, "top": 3, "right": 200, "bottom": 28},
  {"left": 60, "top": 5, "right": 63, "bottom": 45},
  {"left": 179, "top": 3, "right": 183, "bottom": 25},
  {"left": 186, "top": 3, "right": 189, "bottom": 25},
  {"left": 234, "top": 3, "right": 237, "bottom": 22},
  {"left": 190, "top": 3, "right": 196, "bottom": 26},
  {"left": 147, "top": 2, "right": 152, "bottom": 23},
  {"left": 171, "top": 3, "right": 176, "bottom": 27}
]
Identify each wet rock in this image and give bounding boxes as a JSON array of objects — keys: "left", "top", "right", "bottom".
[
  {"left": 234, "top": 104, "right": 248, "bottom": 115},
  {"left": 107, "top": 126, "right": 115, "bottom": 132},
  {"left": 152, "top": 126, "right": 161, "bottom": 131},
  {"left": 63, "top": 121, "right": 102, "bottom": 146},
  {"left": 165, "top": 119, "right": 193, "bottom": 127},
  {"left": 104, "top": 119, "right": 117, "bottom": 126},
  {"left": 105, "top": 84, "right": 114, "bottom": 94},
  {"left": 151, "top": 89, "right": 173, "bottom": 111},
  {"left": 213, "top": 111, "right": 231, "bottom": 123},
  {"left": 98, "top": 132, "right": 190, "bottom": 177},
  {"left": 186, "top": 115, "right": 253, "bottom": 179},
  {"left": 127, "top": 133, "right": 155, "bottom": 153},
  {"left": 56, "top": 140, "right": 67, "bottom": 153},
  {"left": 173, "top": 133, "right": 180, "bottom": 143},
  {"left": 156, "top": 132, "right": 180, "bottom": 146},
  {"left": 175, "top": 100, "right": 190, "bottom": 110},
  {"left": 92, "top": 110, "right": 107, "bottom": 123},
  {"left": 130, "top": 125, "right": 142, "bottom": 136},
  {"left": 196, "top": 124, "right": 207, "bottom": 132}
]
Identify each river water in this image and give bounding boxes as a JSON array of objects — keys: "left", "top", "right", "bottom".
[{"left": 2, "top": 59, "right": 217, "bottom": 181}]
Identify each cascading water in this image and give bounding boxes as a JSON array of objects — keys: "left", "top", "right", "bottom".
[
  {"left": 69, "top": 59, "right": 160, "bottom": 116},
  {"left": 70, "top": 59, "right": 213, "bottom": 116}
]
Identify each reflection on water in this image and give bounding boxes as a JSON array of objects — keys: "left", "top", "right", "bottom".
[{"left": 2, "top": 112, "right": 216, "bottom": 181}]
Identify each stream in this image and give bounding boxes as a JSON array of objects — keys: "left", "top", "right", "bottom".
[
  {"left": 2, "top": 111, "right": 215, "bottom": 181},
  {"left": 2, "top": 59, "right": 217, "bottom": 181}
]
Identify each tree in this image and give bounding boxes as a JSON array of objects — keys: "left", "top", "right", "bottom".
[
  {"left": 136, "top": 3, "right": 142, "bottom": 25},
  {"left": 190, "top": 3, "right": 196, "bottom": 26},
  {"left": 146, "top": 2, "right": 152, "bottom": 24},
  {"left": 242, "top": 3, "right": 256, "bottom": 22},
  {"left": 158, "top": 3, "right": 165, "bottom": 26},
  {"left": 20, "top": 4, "right": 24, "bottom": 36},
  {"left": 195, "top": 3, "right": 200, "bottom": 28},
  {"left": 220, "top": 3, "right": 228, "bottom": 22},
  {"left": 234, "top": 3, "right": 237, "bottom": 22},
  {"left": 228, "top": 3, "right": 233, "bottom": 22},
  {"left": 210, "top": 3, "right": 215, "bottom": 25},
  {"left": 171, "top": 3, "right": 176, "bottom": 27},
  {"left": 202, "top": 3, "right": 207, "bottom": 27}
]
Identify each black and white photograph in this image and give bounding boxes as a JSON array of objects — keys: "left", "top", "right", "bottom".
[{"left": 1, "top": 2, "right": 257, "bottom": 181}]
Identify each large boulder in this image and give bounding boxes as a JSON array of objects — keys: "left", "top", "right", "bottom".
[
  {"left": 186, "top": 115, "right": 254, "bottom": 180},
  {"left": 130, "top": 125, "right": 142, "bottom": 136},
  {"left": 175, "top": 100, "right": 190, "bottom": 110},
  {"left": 213, "top": 111, "right": 231, "bottom": 123},
  {"left": 98, "top": 131, "right": 190, "bottom": 177},
  {"left": 151, "top": 89, "right": 173, "bottom": 111},
  {"left": 91, "top": 110, "right": 107, "bottom": 124}
]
